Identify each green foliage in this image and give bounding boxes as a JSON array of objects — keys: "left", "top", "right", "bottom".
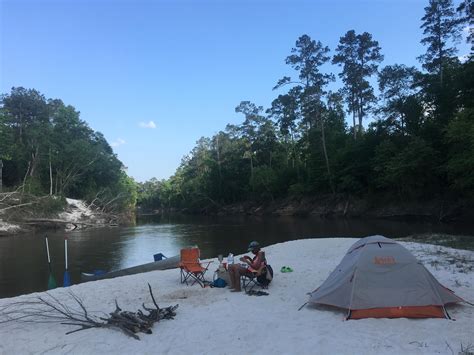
[
  {"left": 250, "top": 166, "right": 278, "bottom": 200},
  {"left": 418, "top": 0, "right": 462, "bottom": 74},
  {"left": 35, "top": 196, "right": 68, "bottom": 216},
  {"left": 287, "top": 183, "right": 307, "bottom": 197},
  {"left": 445, "top": 109, "right": 474, "bottom": 193},
  {"left": 0, "top": 88, "right": 136, "bottom": 212},
  {"left": 333, "top": 30, "right": 384, "bottom": 138},
  {"left": 457, "top": 0, "right": 473, "bottom": 54},
  {"left": 3, "top": 1, "right": 473, "bottom": 214},
  {"left": 136, "top": 0, "right": 473, "bottom": 210},
  {"left": 373, "top": 137, "right": 438, "bottom": 198}
]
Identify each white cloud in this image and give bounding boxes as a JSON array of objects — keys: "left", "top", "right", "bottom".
[
  {"left": 111, "top": 138, "right": 126, "bottom": 147},
  {"left": 139, "top": 120, "right": 157, "bottom": 129}
]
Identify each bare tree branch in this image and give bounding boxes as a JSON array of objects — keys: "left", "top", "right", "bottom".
[{"left": 0, "top": 286, "right": 178, "bottom": 341}]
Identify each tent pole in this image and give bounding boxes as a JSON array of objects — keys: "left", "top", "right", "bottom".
[
  {"left": 442, "top": 306, "right": 452, "bottom": 320},
  {"left": 345, "top": 309, "right": 352, "bottom": 320}
]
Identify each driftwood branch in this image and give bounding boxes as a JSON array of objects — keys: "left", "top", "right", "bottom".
[
  {"left": 101, "top": 193, "right": 126, "bottom": 212},
  {"left": 0, "top": 194, "right": 50, "bottom": 212},
  {"left": 0, "top": 201, "right": 38, "bottom": 212},
  {"left": 22, "top": 218, "right": 117, "bottom": 230},
  {"left": 0, "top": 283, "right": 178, "bottom": 340},
  {"left": 0, "top": 187, "right": 25, "bottom": 202}
]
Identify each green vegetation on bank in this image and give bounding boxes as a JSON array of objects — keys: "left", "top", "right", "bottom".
[
  {"left": 0, "top": 88, "right": 137, "bottom": 214},
  {"left": 1, "top": 0, "right": 472, "bottom": 218},
  {"left": 137, "top": 0, "right": 474, "bottom": 213}
]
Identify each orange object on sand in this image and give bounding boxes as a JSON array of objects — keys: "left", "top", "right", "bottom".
[{"left": 179, "top": 247, "right": 213, "bottom": 287}]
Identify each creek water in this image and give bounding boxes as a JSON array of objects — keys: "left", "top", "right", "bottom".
[{"left": 1, "top": 214, "right": 473, "bottom": 299}]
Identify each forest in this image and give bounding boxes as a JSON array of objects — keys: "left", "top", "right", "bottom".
[
  {"left": 1, "top": 0, "right": 473, "bottom": 217},
  {"left": 137, "top": 0, "right": 474, "bottom": 214},
  {"left": 0, "top": 88, "right": 137, "bottom": 214}
]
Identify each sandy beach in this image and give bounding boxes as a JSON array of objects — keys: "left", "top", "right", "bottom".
[{"left": 0, "top": 238, "right": 473, "bottom": 355}]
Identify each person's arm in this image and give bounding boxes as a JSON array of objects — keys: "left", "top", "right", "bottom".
[
  {"left": 249, "top": 251, "right": 264, "bottom": 270},
  {"left": 239, "top": 255, "right": 252, "bottom": 264}
]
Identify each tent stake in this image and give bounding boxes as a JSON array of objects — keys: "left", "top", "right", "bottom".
[{"left": 297, "top": 302, "right": 308, "bottom": 311}]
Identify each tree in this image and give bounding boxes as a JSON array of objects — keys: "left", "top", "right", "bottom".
[
  {"left": 445, "top": 109, "right": 474, "bottom": 194},
  {"left": 0, "top": 108, "right": 14, "bottom": 161},
  {"left": 418, "top": 0, "right": 463, "bottom": 82},
  {"left": 333, "top": 30, "right": 384, "bottom": 138},
  {"left": 234, "top": 101, "right": 265, "bottom": 184},
  {"left": 457, "top": 0, "right": 473, "bottom": 55},
  {"left": 268, "top": 88, "right": 302, "bottom": 169},
  {"left": 274, "top": 34, "right": 336, "bottom": 193},
  {"left": 1, "top": 87, "right": 51, "bottom": 187},
  {"left": 0, "top": 88, "right": 135, "bottom": 212},
  {"left": 378, "top": 64, "right": 421, "bottom": 135}
]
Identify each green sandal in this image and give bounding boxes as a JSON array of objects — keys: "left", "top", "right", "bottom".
[{"left": 280, "top": 266, "right": 294, "bottom": 273}]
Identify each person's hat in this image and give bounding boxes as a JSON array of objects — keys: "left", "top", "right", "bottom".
[{"left": 248, "top": 241, "right": 260, "bottom": 251}]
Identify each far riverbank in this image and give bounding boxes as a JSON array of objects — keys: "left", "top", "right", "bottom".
[{"left": 142, "top": 195, "right": 474, "bottom": 224}]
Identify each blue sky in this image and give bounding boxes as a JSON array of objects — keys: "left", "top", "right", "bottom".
[{"left": 1, "top": 0, "right": 469, "bottom": 182}]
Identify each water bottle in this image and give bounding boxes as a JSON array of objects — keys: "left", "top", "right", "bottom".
[{"left": 227, "top": 253, "right": 234, "bottom": 265}]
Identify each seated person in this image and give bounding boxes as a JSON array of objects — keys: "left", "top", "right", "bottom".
[{"left": 228, "top": 241, "right": 266, "bottom": 292}]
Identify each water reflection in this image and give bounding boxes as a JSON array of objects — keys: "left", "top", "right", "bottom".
[{"left": 0, "top": 214, "right": 473, "bottom": 298}]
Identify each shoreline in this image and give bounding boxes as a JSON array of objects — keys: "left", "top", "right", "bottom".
[
  {"left": 0, "top": 198, "right": 127, "bottom": 237},
  {"left": 140, "top": 195, "right": 474, "bottom": 223}
]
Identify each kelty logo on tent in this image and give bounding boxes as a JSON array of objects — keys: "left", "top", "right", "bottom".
[{"left": 373, "top": 256, "right": 396, "bottom": 265}]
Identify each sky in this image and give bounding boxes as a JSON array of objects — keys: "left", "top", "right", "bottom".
[{"left": 0, "top": 0, "right": 469, "bottom": 182}]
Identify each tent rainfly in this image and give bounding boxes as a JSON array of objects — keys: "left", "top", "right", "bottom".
[{"left": 308, "top": 235, "right": 465, "bottom": 319}]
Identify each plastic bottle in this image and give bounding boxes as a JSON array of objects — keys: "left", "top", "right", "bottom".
[{"left": 227, "top": 253, "right": 234, "bottom": 265}]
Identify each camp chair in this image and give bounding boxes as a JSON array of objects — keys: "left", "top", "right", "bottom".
[
  {"left": 179, "top": 247, "right": 212, "bottom": 287},
  {"left": 241, "top": 264, "right": 273, "bottom": 293}
]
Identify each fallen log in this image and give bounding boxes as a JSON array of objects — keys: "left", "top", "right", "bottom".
[
  {"left": 23, "top": 218, "right": 116, "bottom": 231},
  {"left": 24, "top": 218, "right": 98, "bottom": 226}
]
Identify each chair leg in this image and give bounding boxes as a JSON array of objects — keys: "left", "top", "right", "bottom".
[
  {"left": 181, "top": 266, "right": 211, "bottom": 288},
  {"left": 181, "top": 269, "right": 194, "bottom": 286},
  {"left": 188, "top": 272, "right": 205, "bottom": 287},
  {"left": 241, "top": 276, "right": 258, "bottom": 293},
  {"left": 180, "top": 268, "right": 186, "bottom": 284}
]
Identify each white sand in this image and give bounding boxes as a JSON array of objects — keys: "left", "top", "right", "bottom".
[
  {"left": 0, "top": 221, "right": 21, "bottom": 233},
  {"left": 58, "top": 198, "right": 94, "bottom": 222},
  {"left": 0, "top": 238, "right": 473, "bottom": 355},
  {"left": 0, "top": 198, "right": 93, "bottom": 234}
]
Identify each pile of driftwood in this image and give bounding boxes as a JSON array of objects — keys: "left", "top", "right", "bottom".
[{"left": 0, "top": 284, "right": 178, "bottom": 340}]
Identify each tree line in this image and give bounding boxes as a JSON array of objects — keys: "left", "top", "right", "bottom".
[
  {"left": 138, "top": 0, "right": 474, "bottom": 213},
  {"left": 1, "top": 0, "right": 472, "bottom": 216},
  {"left": 0, "top": 88, "right": 137, "bottom": 213}
]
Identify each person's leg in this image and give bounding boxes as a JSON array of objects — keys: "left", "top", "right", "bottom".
[
  {"left": 228, "top": 265, "right": 236, "bottom": 289},
  {"left": 228, "top": 264, "right": 241, "bottom": 288},
  {"left": 232, "top": 266, "right": 248, "bottom": 292},
  {"left": 233, "top": 268, "right": 241, "bottom": 291}
]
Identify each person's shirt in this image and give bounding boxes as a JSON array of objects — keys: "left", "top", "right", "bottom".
[{"left": 249, "top": 250, "right": 265, "bottom": 270}]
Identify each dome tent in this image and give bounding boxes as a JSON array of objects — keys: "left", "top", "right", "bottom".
[{"left": 308, "top": 235, "right": 465, "bottom": 319}]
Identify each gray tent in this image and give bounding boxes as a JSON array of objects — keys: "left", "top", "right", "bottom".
[{"left": 309, "top": 235, "right": 464, "bottom": 319}]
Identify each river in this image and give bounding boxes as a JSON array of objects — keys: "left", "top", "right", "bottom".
[{"left": 1, "top": 214, "right": 473, "bottom": 299}]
